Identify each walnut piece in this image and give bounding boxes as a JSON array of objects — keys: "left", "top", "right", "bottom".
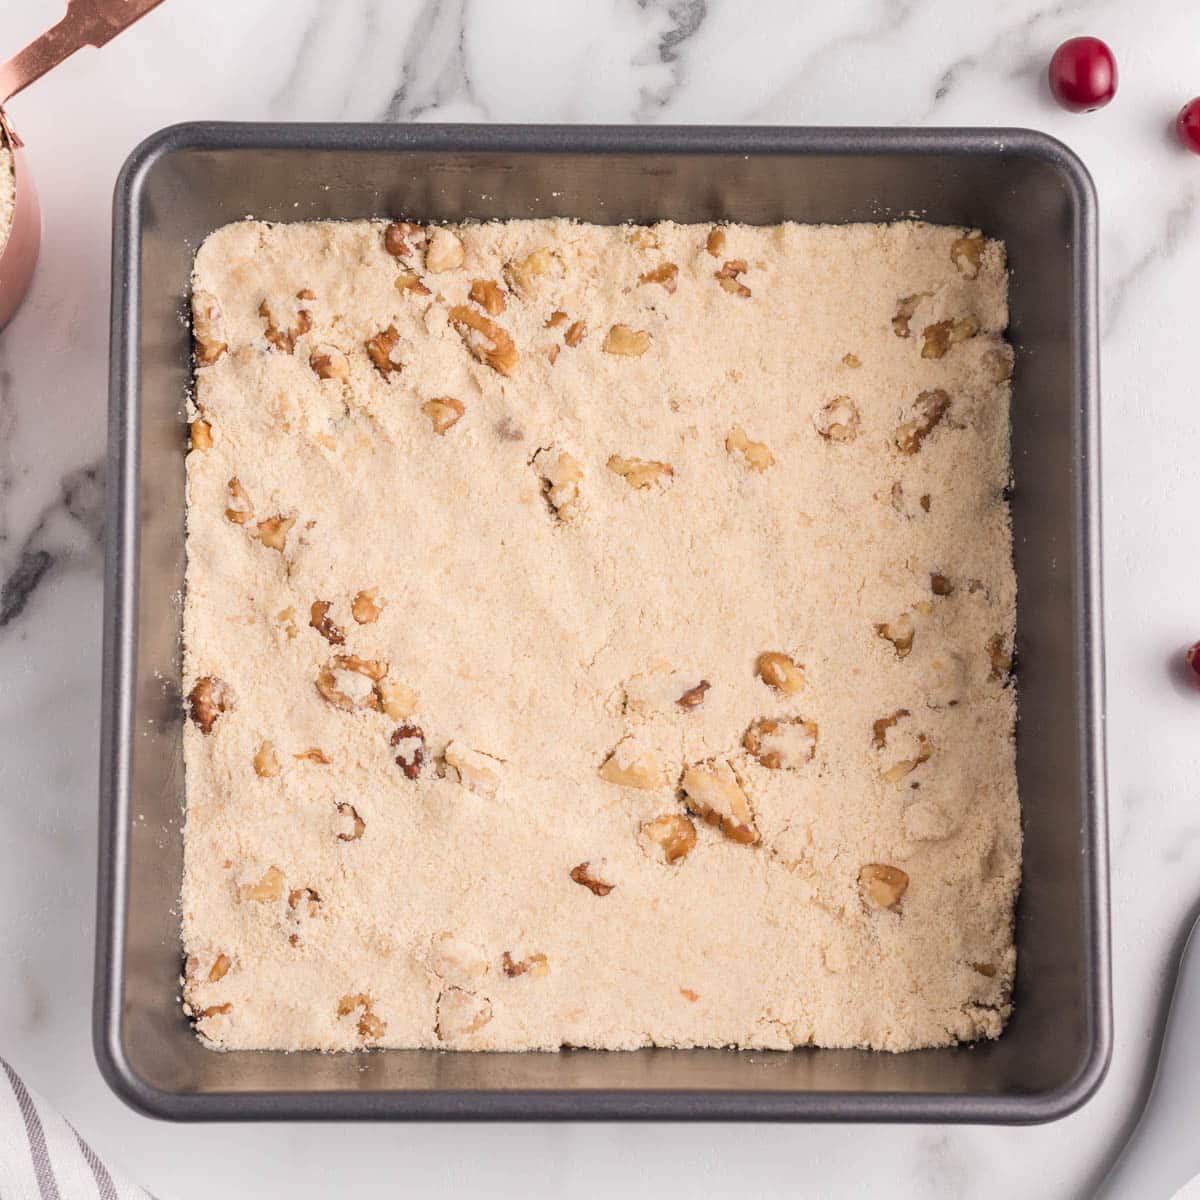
[
  {"left": 378, "top": 679, "right": 417, "bottom": 720},
  {"left": 366, "top": 325, "right": 405, "bottom": 378},
  {"left": 444, "top": 741, "right": 502, "bottom": 793},
  {"left": 725, "top": 426, "right": 774, "bottom": 472},
  {"left": 199, "top": 1003, "right": 232, "bottom": 1019},
  {"left": 602, "top": 325, "right": 651, "bottom": 356},
  {"left": 425, "top": 228, "right": 465, "bottom": 273},
  {"left": 254, "top": 514, "right": 296, "bottom": 552},
  {"left": 988, "top": 633, "right": 1013, "bottom": 682},
  {"left": 241, "top": 865, "right": 284, "bottom": 903},
  {"left": 208, "top": 953, "right": 231, "bottom": 982},
  {"left": 545, "top": 310, "right": 569, "bottom": 329},
  {"left": 881, "top": 733, "right": 932, "bottom": 784},
  {"left": 294, "top": 747, "right": 331, "bottom": 764},
  {"left": 564, "top": 319, "right": 587, "bottom": 348},
  {"left": 859, "top": 864, "right": 909, "bottom": 911},
  {"left": 395, "top": 269, "right": 431, "bottom": 296},
  {"left": 253, "top": 741, "right": 280, "bottom": 779},
  {"left": 921, "top": 316, "right": 979, "bottom": 360},
  {"left": 706, "top": 227, "right": 727, "bottom": 257},
  {"left": 337, "top": 993, "right": 386, "bottom": 1042},
  {"left": 894, "top": 389, "right": 950, "bottom": 455},
  {"left": 641, "top": 814, "right": 697, "bottom": 864},
  {"left": 842, "top": 352, "right": 862, "bottom": 368},
  {"left": 715, "top": 259, "right": 751, "bottom": 297},
  {"left": 598, "top": 743, "right": 670, "bottom": 790},
  {"left": 681, "top": 761, "right": 758, "bottom": 844},
  {"left": 742, "top": 717, "right": 818, "bottom": 770},
  {"left": 448, "top": 305, "right": 519, "bottom": 376},
  {"left": 309, "top": 344, "right": 350, "bottom": 382},
  {"left": 639, "top": 262, "right": 679, "bottom": 294},
  {"left": 756, "top": 651, "right": 804, "bottom": 694},
  {"left": 504, "top": 247, "right": 557, "bottom": 295},
  {"left": 570, "top": 861, "right": 615, "bottom": 896},
  {"left": 192, "top": 290, "right": 227, "bottom": 365},
  {"left": 288, "top": 887, "right": 321, "bottom": 918},
  {"left": 676, "top": 679, "right": 711, "bottom": 709},
  {"left": 422, "top": 396, "right": 465, "bottom": 435},
  {"left": 336, "top": 802, "right": 365, "bottom": 841},
  {"left": 607, "top": 454, "right": 673, "bottom": 489},
  {"left": 533, "top": 447, "right": 584, "bottom": 521},
  {"left": 982, "top": 345, "right": 1014, "bottom": 383},
  {"left": 259, "top": 298, "right": 312, "bottom": 355},
  {"left": 871, "top": 708, "right": 911, "bottom": 749},
  {"left": 814, "top": 395, "right": 861, "bottom": 442},
  {"left": 390, "top": 724, "right": 426, "bottom": 780},
  {"left": 950, "top": 233, "right": 985, "bottom": 279},
  {"left": 309, "top": 600, "right": 345, "bottom": 645},
  {"left": 875, "top": 614, "right": 915, "bottom": 659},
  {"left": 384, "top": 221, "right": 425, "bottom": 258},
  {"left": 190, "top": 418, "right": 213, "bottom": 450},
  {"left": 502, "top": 951, "right": 550, "bottom": 979},
  {"left": 892, "top": 292, "right": 929, "bottom": 338},
  {"left": 351, "top": 589, "right": 383, "bottom": 624},
  {"left": 224, "top": 477, "right": 253, "bottom": 525},
  {"left": 469, "top": 278, "right": 506, "bottom": 315},
  {"left": 188, "top": 676, "right": 234, "bottom": 735},
  {"left": 930, "top": 572, "right": 954, "bottom": 597},
  {"left": 436, "top": 987, "right": 493, "bottom": 1042},
  {"left": 315, "top": 655, "right": 386, "bottom": 711}
]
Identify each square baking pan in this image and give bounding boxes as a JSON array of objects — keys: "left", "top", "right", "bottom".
[{"left": 97, "top": 123, "right": 1109, "bottom": 1122}]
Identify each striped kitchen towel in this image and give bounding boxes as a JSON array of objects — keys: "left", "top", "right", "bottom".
[{"left": 0, "top": 1058, "right": 154, "bottom": 1200}]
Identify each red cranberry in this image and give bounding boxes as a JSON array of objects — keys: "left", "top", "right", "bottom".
[
  {"left": 1188, "top": 641, "right": 1200, "bottom": 682},
  {"left": 1048, "top": 37, "right": 1117, "bottom": 112},
  {"left": 1178, "top": 99, "right": 1200, "bottom": 155}
]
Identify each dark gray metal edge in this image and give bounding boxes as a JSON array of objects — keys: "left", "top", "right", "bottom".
[{"left": 96, "top": 122, "right": 1110, "bottom": 1123}]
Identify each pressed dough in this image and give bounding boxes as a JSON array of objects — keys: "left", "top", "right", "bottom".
[{"left": 181, "top": 217, "right": 1019, "bottom": 1053}]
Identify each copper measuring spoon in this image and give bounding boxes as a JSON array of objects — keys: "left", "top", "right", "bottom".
[{"left": 0, "top": 0, "right": 167, "bottom": 328}]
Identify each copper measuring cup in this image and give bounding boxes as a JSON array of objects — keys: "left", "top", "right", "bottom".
[{"left": 0, "top": 0, "right": 167, "bottom": 328}]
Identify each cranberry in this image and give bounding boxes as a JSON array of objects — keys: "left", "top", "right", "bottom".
[
  {"left": 1188, "top": 641, "right": 1200, "bottom": 682},
  {"left": 1178, "top": 99, "right": 1200, "bottom": 155},
  {"left": 1048, "top": 37, "right": 1117, "bottom": 112}
]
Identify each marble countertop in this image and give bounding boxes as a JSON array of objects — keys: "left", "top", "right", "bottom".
[{"left": 1, "top": 0, "right": 1197, "bottom": 1196}]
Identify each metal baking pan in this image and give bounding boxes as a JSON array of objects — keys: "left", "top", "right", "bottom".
[{"left": 97, "top": 123, "right": 1109, "bottom": 1122}]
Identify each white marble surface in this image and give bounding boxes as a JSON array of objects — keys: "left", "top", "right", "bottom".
[{"left": 0, "top": 0, "right": 1198, "bottom": 1195}]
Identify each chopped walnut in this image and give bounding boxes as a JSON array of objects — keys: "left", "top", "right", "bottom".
[
  {"left": 930, "top": 572, "right": 954, "bottom": 597},
  {"left": 921, "top": 316, "right": 979, "bottom": 360},
  {"left": 547, "top": 344, "right": 560, "bottom": 365},
  {"left": 422, "top": 396, "right": 465, "bottom": 435},
  {"left": 288, "top": 887, "right": 321, "bottom": 918},
  {"left": 448, "top": 305, "right": 519, "bottom": 376},
  {"left": 315, "top": 655, "right": 386, "bottom": 711},
  {"left": 814, "top": 396, "right": 861, "bottom": 442},
  {"left": 706, "top": 226, "right": 727, "bottom": 257},
  {"left": 444, "top": 741, "right": 502, "bottom": 793},
  {"left": 469, "top": 278, "right": 506, "bottom": 315},
  {"left": 192, "top": 290, "right": 227, "bottom": 365},
  {"left": 199, "top": 1003, "right": 232, "bottom": 1019},
  {"left": 224, "top": 477, "right": 253, "bottom": 525},
  {"left": 894, "top": 389, "right": 950, "bottom": 455},
  {"left": 337, "top": 993, "right": 386, "bottom": 1042},
  {"left": 715, "top": 259, "right": 751, "bottom": 297},
  {"left": 259, "top": 298, "right": 312, "bottom": 354},
  {"left": 881, "top": 733, "right": 932, "bottom": 784},
  {"left": 545, "top": 310, "right": 569, "bottom": 328},
  {"left": 384, "top": 221, "right": 425, "bottom": 258},
  {"left": 626, "top": 227, "right": 659, "bottom": 250},
  {"left": 743, "top": 717, "right": 818, "bottom": 770},
  {"left": 309, "top": 600, "right": 345, "bottom": 645},
  {"left": 859, "top": 864, "right": 909, "bottom": 911},
  {"left": 336, "top": 802, "right": 365, "bottom": 841},
  {"left": 875, "top": 614, "right": 916, "bottom": 659},
  {"left": 950, "top": 232, "right": 985, "bottom": 279},
  {"left": 725, "top": 426, "right": 774, "bottom": 472},
  {"left": 680, "top": 987, "right": 700, "bottom": 1002},
  {"left": 390, "top": 724, "right": 426, "bottom": 779},
  {"left": 641, "top": 814, "right": 697, "bottom": 863},
  {"left": 607, "top": 454, "right": 673, "bottom": 489},
  {"left": 502, "top": 951, "right": 549, "bottom": 979},
  {"left": 366, "top": 325, "right": 405, "bottom": 378},
  {"left": 602, "top": 325, "right": 652, "bottom": 356},
  {"left": 277, "top": 606, "right": 298, "bottom": 640},
  {"left": 676, "top": 680, "right": 711, "bottom": 709},
  {"left": 892, "top": 292, "right": 929, "bottom": 338},
  {"left": 570, "top": 861, "right": 615, "bottom": 896},
  {"left": 756, "top": 651, "right": 804, "bottom": 694},
  {"left": 598, "top": 742, "right": 670, "bottom": 790},
  {"left": 395, "top": 269, "right": 431, "bottom": 296},
  {"left": 188, "top": 676, "right": 234, "bottom": 735},
  {"left": 639, "top": 263, "right": 679, "bottom": 294},
  {"left": 241, "top": 865, "right": 284, "bottom": 903},
  {"left": 988, "top": 633, "right": 1013, "bottom": 682},
  {"left": 504, "top": 247, "right": 557, "bottom": 295},
  {"left": 871, "top": 709, "right": 911, "bottom": 749},
  {"left": 254, "top": 514, "right": 296, "bottom": 552},
  {"left": 209, "top": 953, "right": 231, "bottom": 982},
  {"left": 436, "top": 987, "right": 493, "bottom": 1042},
  {"left": 425, "top": 228, "right": 465, "bottom": 273},
  {"left": 564, "top": 319, "right": 587, "bottom": 348},
  {"left": 351, "top": 589, "right": 383, "bottom": 624},
  {"left": 294, "top": 747, "right": 332, "bottom": 764},
  {"left": 425, "top": 932, "right": 489, "bottom": 984},
  {"left": 309, "top": 344, "right": 350, "bottom": 382},
  {"left": 842, "top": 352, "right": 862, "bottom": 368},
  {"left": 533, "top": 447, "right": 584, "bottom": 521},
  {"left": 681, "top": 760, "right": 758, "bottom": 844},
  {"left": 378, "top": 679, "right": 417, "bottom": 720},
  {"left": 982, "top": 345, "right": 1014, "bottom": 383},
  {"left": 190, "top": 418, "right": 213, "bottom": 450},
  {"left": 253, "top": 741, "right": 281, "bottom": 779}
]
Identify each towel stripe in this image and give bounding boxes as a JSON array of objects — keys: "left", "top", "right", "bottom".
[
  {"left": 1, "top": 1057, "right": 61, "bottom": 1200},
  {"left": 71, "top": 1122, "right": 119, "bottom": 1200}
]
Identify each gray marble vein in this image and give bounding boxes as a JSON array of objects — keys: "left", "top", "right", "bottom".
[
  {"left": 634, "top": 0, "right": 708, "bottom": 120},
  {"left": 381, "top": 0, "right": 484, "bottom": 122}
]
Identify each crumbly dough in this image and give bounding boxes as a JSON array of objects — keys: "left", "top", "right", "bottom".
[
  {"left": 0, "top": 143, "right": 15, "bottom": 254},
  {"left": 182, "top": 217, "right": 1019, "bottom": 1053}
]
